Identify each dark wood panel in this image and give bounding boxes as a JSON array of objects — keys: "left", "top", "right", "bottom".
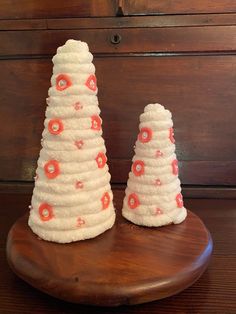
[
  {"left": 1, "top": 56, "right": 236, "bottom": 184},
  {"left": 120, "top": 0, "right": 236, "bottom": 15},
  {"left": 2, "top": 14, "right": 236, "bottom": 31},
  {"left": 47, "top": 14, "right": 236, "bottom": 30},
  {"left": 0, "top": 0, "right": 117, "bottom": 19},
  {"left": 1, "top": 192, "right": 236, "bottom": 312},
  {"left": 2, "top": 26, "right": 236, "bottom": 56},
  {"left": 0, "top": 19, "right": 47, "bottom": 31}
]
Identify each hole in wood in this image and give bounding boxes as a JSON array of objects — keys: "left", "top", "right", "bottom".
[{"left": 110, "top": 33, "right": 122, "bottom": 44}]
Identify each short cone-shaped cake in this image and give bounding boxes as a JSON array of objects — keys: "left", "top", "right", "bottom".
[
  {"left": 122, "top": 103, "right": 187, "bottom": 227},
  {"left": 28, "top": 39, "right": 116, "bottom": 243}
]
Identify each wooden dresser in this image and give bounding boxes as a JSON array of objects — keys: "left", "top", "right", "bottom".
[{"left": 0, "top": 1, "right": 236, "bottom": 313}]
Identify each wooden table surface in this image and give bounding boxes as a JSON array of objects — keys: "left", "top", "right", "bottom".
[{"left": 1, "top": 190, "right": 236, "bottom": 314}]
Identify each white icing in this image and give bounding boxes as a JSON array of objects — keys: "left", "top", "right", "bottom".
[
  {"left": 35, "top": 172, "right": 111, "bottom": 194},
  {"left": 48, "top": 85, "right": 97, "bottom": 97},
  {"left": 44, "top": 116, "right": 101, "bottom": 130},
  {"left": 32, "top": 195, "right": 113, "bottom": 217},
  {"left": 39, "top": 146, "right": 106, "bottom": 162},
  {"left": 48, "top": 94, "right": 98, "bottom": 107},
  {"left": 42, "top": 128, "right": 102, "bottom": 141},
  {"left": 134, "top": 145, "right": 175, "bottom": 159},
  {"left": 33, "top": 184, "right": 111, "bottom": 206},
  {"left": 122, "top": 103, "right": 187, "bottom": 227},
  {"left": 46, "top": 105, "right": 100, "bottom": 119},
  {"left": 37, "top": 162, "right": 108, "bottom": 177},
  {"left": 28, "top": 39, "right": 115, "bottom": 243},
  {"left": 28, "top": 213, "right": 115, "bottom": 243},
  {"left": 53, "top": 63, "right": 95, "bottom": 75},
  {"left": 42, "top": 137, "right": 104, "bottom": 151},
  {"left": 132, "top": 154, "right": 176, "bottom": 168},
  {"left": 29, "top": 206, "right": 114, "bottom": 231},
  {"left": 51, "top": 72, "right": 96, "bottom": 88}
]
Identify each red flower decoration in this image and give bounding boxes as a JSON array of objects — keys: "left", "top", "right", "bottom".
[
  {"left": 56, "top": 74, "right": 72, "bottom": 91},
  {"left": 176, "top": 193, "right": 184, "bottom": 208},
  {"left": 101, "top": 192, "right": 110, "bottom": 210},
  {"left": 156, "top": 150, "right": 163, "bottom": 158},
  {"left": 48, "top": 119, "right": 64, "bottom": 135},
  {"left": 172, "top": 159, "right": 179, "bottom": 176},
  {"left": 44, "top": 160, "right": 60, "bottom": 179},
  {"left": 132, "top": 160, "right": 145, "bottom": 177},
  {"left": 155, "top": 208, "right": 163, "bottom": 215},
  {"left": 155, "top": 179, "right": 161, "bottom": 186},
  {"left": 128, "top": 193, "right": 140, "bottom": 209},
  {"left": 75, "top": 181, "right": 83, "bottom": 189},
  {"left": 39, "top": 203, "right": 54, "bottom": 221},
  {"left": 74, "top": 102, "right": 83, "bottom": 111},
  {"left": 85, "top": 74, "right": 97, "bottom": 91},
  {"left": 169, "top": 127, "right": 175, "bottom": 144},
  {"left": 95, "top": 152, "right": 107, "bottom": 169},
  {"left": 75, "top": 140, "right": 84, "bottom": 150},
  {"left": 77, "top": 217, "right": 85, "bottom": 227},
  {"left": 138, "top": 127, "right": 152, "bottom": 143},
  {"left": 91, "top": 115, "right": 102, "bottom": 131}
]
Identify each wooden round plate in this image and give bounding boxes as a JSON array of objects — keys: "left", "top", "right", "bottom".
[{"left": 6, "top": 210, "right": 212, "bottom": 306}]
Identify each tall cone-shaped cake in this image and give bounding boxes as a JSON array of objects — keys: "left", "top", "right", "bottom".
[
  {"left": 28, "top": 40, "right": 116, "bottom": 243},
  {"left": 122, "top": 103, "right": 187, "bottom": 227}
]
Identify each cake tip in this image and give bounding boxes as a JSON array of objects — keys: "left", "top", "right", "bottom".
[
  {"left": 56, "top": 39, "right": 89, "bottom": 54},
  {"left": 144, "top": 103, "right": 166, "bottom": 112}
]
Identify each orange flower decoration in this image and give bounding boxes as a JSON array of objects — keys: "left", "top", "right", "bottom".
[
  {"left": 75, "top": 181, "right": 83, "bottom": 189},
  {"left": 95, "top": 152, "right": 107, "bottom": 169},
  {"left": 85, "top": 74, "right": 97, "bottom": 91},
  {"left": 48, "top": 119, "right": 64, "bottom": 135},
  {"left": 39, "top": 203, "right": 54, "bottom": 221},
  {"left": 132, "top": 160, "right": 145, "bottom": 177},
  {"left": 75, "top": 140, "right": 84, "bottom": 150},
  {"left": 74, "top": 102, "right": 83, "bottom": 111},
  {"left": 128, "top": 193, "right": 140, "bottom": 209},
  {"left": 138, "top": 127, "right": 152, "bottom": 143},
  {"left": 101, "top": 192, "right": 110, "bottom": 210},
  {"left": 91, "top": 115, "right": 102, "bottom": 131},
  {"left": 176, "top": 193, "right": 184, "bottom": 208},
  {"left": 77, "top": 217, "right": 85, "bottom": 227},
  {"left": 156, "top": 150, "right": 163, "bottom": 158},
  {"left": 155, "top": 208, "right": 163, "bottom": 215},
  {"left": 56, "top": 74, "right": 72, "bottom": 91},
  {"left": 44, "top": 160, "right": 60, "bottom": 179}
]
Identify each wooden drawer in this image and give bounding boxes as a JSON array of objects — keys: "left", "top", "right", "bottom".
[
  {"left": 1, "top": 55, "right": 236, "bottom": 185},
  {"left": 1, "top": 25, "right": 236, "bottom": 56},
  {"left": 120, "top": 0, "right": 236, "bottom": 15},
  {"left": 1, "top": 14, "right": 236, "bottom": 196},
  {"left": 0, "top": 0, "right": 118, "bottom": 19}
]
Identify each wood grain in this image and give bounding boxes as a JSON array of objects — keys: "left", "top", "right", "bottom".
[
  {"left": 0, "top": 0, "right": 118, "bottom": 19},
  {"left": 2, "top": 26, "right": 236, "bottom": 56},
  {"left": 7, "top": 209, "right": 212, "bottom": 306},
  {"left": 1, "top": 191, "right": 236, "bottom": 313},
  {"left": 1, "top": 56, "right": 236, "bottom": 186},
  {"left": 2, "top": 14, "right": 236, "bottom": 31},
  {"left": 121, "top": 0, "right": 236, "bottom": 15}
]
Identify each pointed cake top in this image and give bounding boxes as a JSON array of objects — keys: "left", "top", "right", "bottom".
[
  {"left": 57, "top": 39, "right": 89, "bottom": 54},
  {"left": 142, "top": 103, "right": 172, "bottom": 121},
  {"left": 52, "top": 39, "right": 93, "bottom": 66}
]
